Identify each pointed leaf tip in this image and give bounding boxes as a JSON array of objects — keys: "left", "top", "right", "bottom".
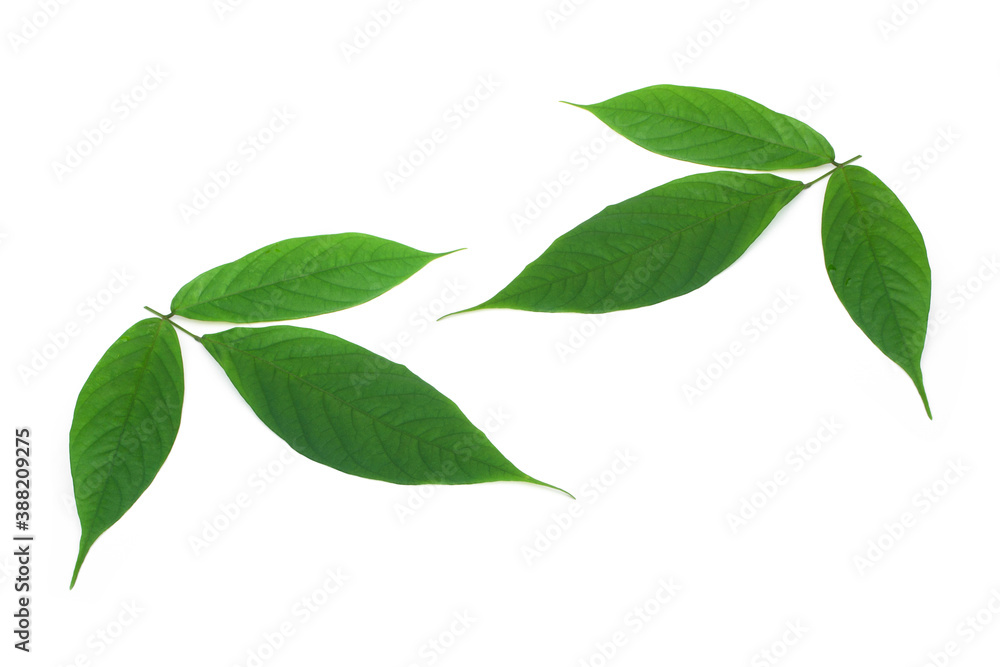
[
  {"left": 437, "top": 305, "right": 485, "bottom": 322},
  {"left": 535, "top": 479, "right": 575, "bottom": 500}
]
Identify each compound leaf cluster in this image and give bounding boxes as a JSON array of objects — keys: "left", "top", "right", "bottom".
[
  {"left": 453, "top": 84, "right": 933, "bottom": 417},
  {"left": 69, "top": 234, "right": 562, "bottom": 589}
]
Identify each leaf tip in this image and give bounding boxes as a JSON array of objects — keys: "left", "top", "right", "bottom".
[
  {"left": 531, "top": 478, "right": 575, "bottom": 500},
  {"left": 435, "top": 248, "right": 466, "bottom": 259},
  {"left": 905, "top": 365, "right": 932, "bottom": 419},
  {"left": 70, "top": 545, "right": 88, "bottom": 590},
  {"left": 918, "top": 384, "right": 932, "bottom": 420},
  {"left": 905, "top": 367, "right": 932, "bottom": 419},
  {"left": 437, "top": 303, "right": 485, "bottom": 322}
]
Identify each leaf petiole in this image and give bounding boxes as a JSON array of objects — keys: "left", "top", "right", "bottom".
[
  {"left": 143, "top": 306, "right": 202, "bottom": 342},
  {"left": 803, "top": 155, "right": 862, "bottom": 190}
]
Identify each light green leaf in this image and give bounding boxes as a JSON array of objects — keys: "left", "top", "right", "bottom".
[
  {"left": 70, "top": 318, "right": 184, "bottom": 588},
  {"left": 450, "top": 171, "right": 803, "bottom": 315},
  {"left": 201, "top": 326, "right": 563, "bottom": 492},
  {"left": 822, "top": 166, "right": 932, "bottom": 417},
  {"left": 570, "top": 84, "right": 835, "bottom": 170},
  {"left": 171, "top": 233, "right": 454, "bottom": 323}
]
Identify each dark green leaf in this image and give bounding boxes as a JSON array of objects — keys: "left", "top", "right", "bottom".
[
  {"left": 570, "top": 84, "right": 835, "bottom": 170},
  {"left": 451, "top": 172, "right": 803, "bottom": 315},
  {"left": 70, "top": 318, "right": 184, "bottom": 588},
  {"left": 201, "top": 326, "right": 562, "bottom": 491},
  {"left": 171, "top": 233, "right": 454, "bottom": 323},
  {"left": 822, "top": 166, "right": 932, "bottom": 417}
]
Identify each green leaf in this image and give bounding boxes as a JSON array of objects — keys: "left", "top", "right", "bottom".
[
  {"left": 570, "top": 84, "right": 835, "bottom": 170},
  {"left": 822, "top": 165, "right": 932, "bottom": 417},
  {"left": 171, "top": 233, "right": 454, "bottom": 323},
  {"left": 450, "top": 171, "right": 803, "bottom": 315},
  {"left": 70, "top": 318, "right": 184, "bottom": 588},
  {"left": 201, "top": 326, "right": 563, "bottom": 492}
]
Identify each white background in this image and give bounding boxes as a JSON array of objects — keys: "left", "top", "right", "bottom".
[{"left": 2, "top": 0, "right": 999, "bottom": 665}]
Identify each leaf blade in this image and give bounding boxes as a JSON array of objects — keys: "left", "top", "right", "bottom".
[
  {"left": 455, "top": 171, "right": 803, "bottom": 314},
  {"left": 171, "top": 233, "right": 452, "bottom": 323},
  {"left": 201, "top": 326, "right": 561, "bottom": 491},
  {"left": 571, "top": 85, "right": 835, "bottom": 170},
  {"left": 822, "top": 165, "right": 932, "bottom": 417},
  {"left": 70, "top": 318, "right": 184, "bottom": 588}
]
